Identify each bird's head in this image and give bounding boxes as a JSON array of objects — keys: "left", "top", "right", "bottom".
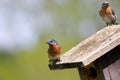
[
  {"left": 46, "top": 39, "right": 59, "bottom": 46},
  {"left": 102, "top": 1, "right": 109, "bottom": 9}
]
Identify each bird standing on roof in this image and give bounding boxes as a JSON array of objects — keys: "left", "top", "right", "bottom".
[
  {"left": 99, "top": 1, "right": 118, "bottom": 26},
  {"left": 46, "top": 39, "right": 61, "bottom": 64}
]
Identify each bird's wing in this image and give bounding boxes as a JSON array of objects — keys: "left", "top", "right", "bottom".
[
  {"left": 112, "top": 9, "right": 117, "bottom": 18},
  {"left": 112, "top": 9, "right": 115, "bottom": 15}
]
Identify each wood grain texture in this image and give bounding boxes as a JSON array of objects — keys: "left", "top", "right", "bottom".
[
  {"left": 103, "top": 59, "right": 120, "bottom": 80},
  {"left": 49, "top": 25, "right": 120, "bottom": 70}
]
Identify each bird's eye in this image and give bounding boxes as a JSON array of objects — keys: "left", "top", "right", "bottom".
[
  {"left": 50, "top": 41, "right": 53, "bottom": 43},
  {"left": 103, "top": 3, "right": 105, "bottom": 5}
]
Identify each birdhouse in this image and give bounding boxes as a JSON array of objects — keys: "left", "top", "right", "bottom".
[{"left": 49, "top": 25, "right": 120, "bottom": 80}]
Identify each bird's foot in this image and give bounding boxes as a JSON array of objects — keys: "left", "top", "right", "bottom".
[{"left": 49, "top": 58, "right": 60, "bottom": 65}]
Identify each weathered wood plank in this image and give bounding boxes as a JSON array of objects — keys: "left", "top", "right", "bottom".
[
  {"left": 103, "top": 59, "right": 120, "bottom": 80},
  {"left": 49, "top": 25, "right": 120, "bottom": 70},
  {"left": 60, "top": 25, "right": 120, "bottom": 65}
]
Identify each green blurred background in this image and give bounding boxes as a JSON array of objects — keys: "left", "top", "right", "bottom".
[{"left": 0, "top": 0, "right": 120, "bottom": 80}]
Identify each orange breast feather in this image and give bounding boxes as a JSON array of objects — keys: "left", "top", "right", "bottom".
[
  {"left": 48, "top": 45, "right": 61, "bottom": 58},
  {"left": 106, "top": 7, "right": 113, "bottom": 15}
]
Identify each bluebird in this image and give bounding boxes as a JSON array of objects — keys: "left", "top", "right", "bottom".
[
  {"left": 46, "top": 39, "right": 61, "bottom": 64},
  {"left": 99, "top": 1, "right": 118, "bottom": 26}
]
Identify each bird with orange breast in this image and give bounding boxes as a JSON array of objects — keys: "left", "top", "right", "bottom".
[
  {"left": 46, "top": 39, "right": 61, "bottom": 64},
  {"left": 99, "top": 1, "right": 118, "bottom": 26}
]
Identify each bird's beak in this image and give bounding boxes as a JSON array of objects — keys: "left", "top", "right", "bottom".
[{"left": 46, "top": 41, "right": 49, "bottom": 44}]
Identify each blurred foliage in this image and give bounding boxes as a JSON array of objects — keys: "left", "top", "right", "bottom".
[
  {"left": 0, "top": 37, "right": 80, "bottom": 80},
  {"left": 0, "top": 0, "right": 120, "bottom": 80}
]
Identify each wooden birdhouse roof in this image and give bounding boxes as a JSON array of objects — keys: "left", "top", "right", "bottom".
[{"left": 49, "top": 25, "right": 120, "bottom": 70}]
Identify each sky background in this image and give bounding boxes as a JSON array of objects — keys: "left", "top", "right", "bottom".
[{"left": 0, "top": 0, "right": 120, "bottom": 80}]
